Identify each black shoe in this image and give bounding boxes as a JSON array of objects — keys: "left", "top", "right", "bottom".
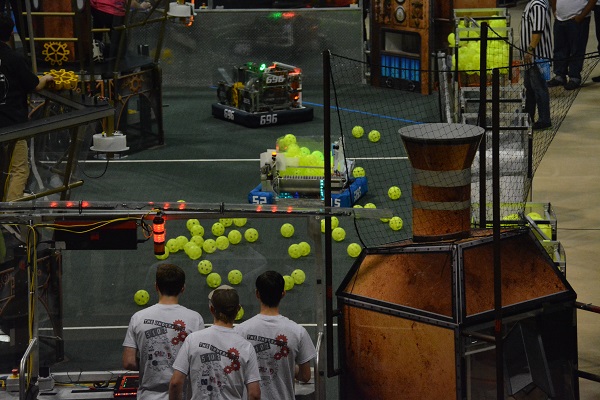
[
  {"left": 533, "top": 121, "right": 552, "bottom": 130},
  {"left": 564, "top": 80, "right": 580, "bottom": 90},
  {"left": 592, "top": 76, "right": 600, "bottom": 83},
  {"left": 547, "top": 77, "right": 565, "bottom": 87}
]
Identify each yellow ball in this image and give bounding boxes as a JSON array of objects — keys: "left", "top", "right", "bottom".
[
  {"left": 219, "top": 218, "right": 233, "bottom": 227},
  {"left": 216, "top": 236, "right": 229, "bottom": 250},
  {"left": 228, "top": 229, "right": 242, "bottom": 244},
  {"left": 203, "top": 239, "right": 217, "bottom": 254},
  {"left": 281, "top": 223, "right": 295, "bottom": 238},
  {"left": 364, "top": 203, "right": 376, "bottom": 209},
  {"left": 134, "top": 290, "right": 150, "bottom": 306},
  {"left": 284, "top": 133, "right": 297, "bottom": 145},
  {"left": 352, "top": 125, "right": 364, "bottom": 138},
  {"left": 448, "top": 32, "right": 456, "bottom": 46},
  {"left": 233, "top": 218, "right": 247, "bottom": 227},
  {"left": 155, "top": 247, "right": 170, "bottom": 260},
  {"left": 228, "top": 269, "right": 243, "bottom": 285},
  {"left": 347, "top": 243, "right": 362, "bottom": 258},
  {"left": 539, "top": 224, "right": 552, "bottom": 238},
  {"left": 368, "top": 130, "right": 381, "bottom": 143},
  {"left": 291, "top": 269, "right": 306, "bottom": 284},
  {"left": 388, "top": 186, "right": 402, "bottom": 200},
  {"left": 244, "top": 228, "right": 259, "bottom": 243},
  {"left": 198, "top": 260, "right": 213, "bottom": 275},
  {"left": 320, "top": 217, "right": 339, "bottom": 233},
  {"left": 166, "top": 238, "right": 179, "bottom": 253},
  {"left": 211, "top": 222, "right": 225, "bottom": 237},
  {"left": 175, "top": 235, "right": 188, "bottom": 250},
  {"left": 190, "top": 235, "right": 205, "bottom": 247},
  {"left": 288, "top": 244, "right": 302, "bottom": 259},
  {"left": 186, "top": 218, "right": 200, "bottom": 231},
  {"left": 389, "top": 216, "right": 404, "bottom": 231},
  {"left": 190, "top": 224, "right": 204, "bottom": 237},
  {"left": 298, "top": 241, "right": 311, "bottom": 256},
  {"left": 283, "top": 275, "right": 295, "bottom": 291},
  {"left": 332, "top": 227, "right": 346, "bottom": 242},
  {"left": 235, "top": 306, "right": 244, "bottom": 321},
  {"left": 352, "top": 167, "right": 366, "bottom": 178},
  {"left": 206, "top": 272, "right": 222, "bottom": 288},
  {"left": 184, "top": 243, "right": 202, "bottom": 260}
]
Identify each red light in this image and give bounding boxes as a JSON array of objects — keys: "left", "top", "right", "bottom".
[
  {"left": 256, "top": 205, "right": 263, "bottom": 212},
  {"left": 163, "top": 203, "right": 170, "bottom": 210},
  {"left": 282, "top": 12, "right": 295, "bottom": 19},
  {"left": 50, "top": 202, "right": 58, "bottom": 208},
  {"left": 178, "top": 202, "right": 186, "bottom": 210},
  {"left": 287, "top": 206, "right": 293, "bottom": 213},
  {"left": 81, "top": 201, "right": 90, "bottom": 208},
  {"left": 271, "top": 206, "right": 278, "bottom": 213},
  {"left": 66, "top": 201, "right": 75, "bottom": 208},
  {"left": 153, "top": 215, "right": 166, "bottom": 255}
]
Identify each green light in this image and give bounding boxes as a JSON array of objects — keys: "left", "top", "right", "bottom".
[
  {"left": 260, "top": 63, "right": 267, "bottom": 71},
  {"left": 269, "top": 12, "right": 282, "bottom": 19}
]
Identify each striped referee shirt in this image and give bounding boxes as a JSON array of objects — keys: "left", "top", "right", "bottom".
[{"left": 520, "top": 0, "right": 553, "bottom": 60}]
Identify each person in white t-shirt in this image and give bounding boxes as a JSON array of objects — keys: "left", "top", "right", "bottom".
[
  {"left": 234, "top": 271, "right": 317, "bottom": 400},
  {"left": 122, "top": 263, "right": 204, "bottom": 400},
  {"left": 169, "top": 285, "right": 261, "bottom": 400},
  {"left": 547, "top": 0, "right": 597, "bottom": 90}
]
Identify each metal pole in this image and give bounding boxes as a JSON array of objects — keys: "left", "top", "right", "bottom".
[
  {"left": 19, "top": 337, "right": 38, "bottom": 400},
  {"left": 24, "top": 0, "right": 37, "bottom": 74},
  {"left": 308, "top": 216, "right": 326, "bottom": 400},
  {"left": 492, "top": 67, "right": 504, "bottom": 400},
  {"left": 478, "top": 22, "right": 488, "bottom": 228},
  {"left": 322, "top": 50, "right": 338, "bottom": 378}
]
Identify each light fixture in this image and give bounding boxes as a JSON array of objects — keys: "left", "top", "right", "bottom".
[{"left": 153, "top": 214, "right": 166, "bottom": 255}]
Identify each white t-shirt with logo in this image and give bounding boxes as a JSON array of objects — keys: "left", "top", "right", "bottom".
[
  {"left": 172, "top": 325, "right": 260, "bottom": 400},
  {"left": 123, "top": 304, "right": 204, "bottom": 400},
  {"left": 234, "top": 314, "right": 317, "bottom": 400}
]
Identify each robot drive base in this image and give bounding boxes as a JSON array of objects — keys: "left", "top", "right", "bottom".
[
  {"left": 248, "top": 176, "right": 368, "bottom": 208},
  {"left": 211, "top": 103, "right": 314, "bottom": 128}
]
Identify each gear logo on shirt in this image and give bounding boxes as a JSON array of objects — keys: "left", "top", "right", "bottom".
[
  {"left": 273, "top": 334, "right": 289, "bottom": 360},
  {"left": 171, "top": 319, "right": 188, "bottom": 345}
]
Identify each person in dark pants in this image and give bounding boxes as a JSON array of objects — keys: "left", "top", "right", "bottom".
[
  {"left": 520, "top": 0, "right": 553, "bottom": 130},
  {"left": 592, "top": 4, "right": 600, "bottom": 82},
  {"left": 547, "top": 0, "right": 597, "bottom": 90},
  {"left": 1, "top": 14, "right": 53, "bottom": 201},
  {"left": 90, "top": 0, "right": 151, "bottom": 61}
]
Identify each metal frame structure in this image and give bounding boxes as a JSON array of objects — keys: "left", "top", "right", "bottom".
[{"left": 0, "top": 91, "right": 113, "bottom": 202}]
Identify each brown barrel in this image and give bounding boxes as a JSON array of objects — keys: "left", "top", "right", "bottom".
[{"left": 399, "top": 123, "right": 483, "bottom": 242}]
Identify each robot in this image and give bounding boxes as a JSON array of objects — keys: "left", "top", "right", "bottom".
[
  {"left": 217, "top": 61, "right": 303, "bottom": 113},
  {"left": 249, "top": 136, "right": 368, "bottom": 207},
  {"left": 212, "top": 62, "right": 313, "bottom": 127}
]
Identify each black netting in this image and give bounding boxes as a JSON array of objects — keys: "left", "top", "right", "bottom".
[{"left": 327, "top": 37, "right": 599, "bottom": 247}]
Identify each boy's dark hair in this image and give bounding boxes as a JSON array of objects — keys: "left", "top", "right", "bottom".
[
  {"left": 0, "top": 14, "right": 15, "bottom": 42},
  {"left": 156, "top": 264, "right": 185, "bottom": 296},
  {"left": 209, "top": 285, "right": 239, "bottom": 324},
  {"left": 256, "top": 271, "right": 285, "bottom": 308}
]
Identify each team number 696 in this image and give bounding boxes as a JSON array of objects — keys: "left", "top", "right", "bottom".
[{"left": 260, "top": 114, "right": 278, "bottom": 125}]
